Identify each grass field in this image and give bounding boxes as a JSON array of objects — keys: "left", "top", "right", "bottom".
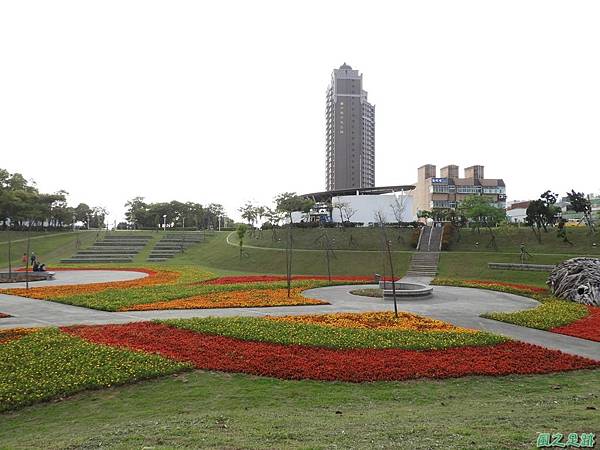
[
  {"left": 171, "top": 231, "right": 412, "bottom": 277},
  {"left": 247, "top": 227, "right": 416, "bottom": 251},
  {"left": 0, "top": 231, "right": 99, "bottom": 269},
  {"left": 449, "top": 227, "right": 600, "bottom": 255},
  {"left": 1, "top": 369, "right": 598, "bottom": 449},
  {"left": 437, "top": 252, "right": 568, "bottom": 287}
]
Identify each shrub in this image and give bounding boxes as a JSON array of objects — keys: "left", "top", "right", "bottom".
[
  {"left": 441, "top": 223, "right": 457, "bottom": 250},
  {"left": 410, "top": 228, "right": 421, "bottom": 248}
]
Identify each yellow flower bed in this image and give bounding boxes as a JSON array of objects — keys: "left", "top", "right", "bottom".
[
  {"left": 123, "top": 288, "right": 328, "bottom": 311},
  {"left": 269, "top": 311, "right": 476, "bottom": 333}
]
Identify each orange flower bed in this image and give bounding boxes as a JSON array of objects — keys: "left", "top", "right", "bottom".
[
  {"left": 2, "top": 269, "right": 180, "bottom": 300},
  {"left": 268, "top": 311, "right": 476, "bottom": 333},
  {"left": 0, "top": 328, "right": 38, "bottom": 344},
  {"left": 122, "top": 288, "right": 328, "bottom": 311}
]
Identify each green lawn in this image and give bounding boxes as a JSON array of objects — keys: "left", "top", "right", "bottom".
[
  {"left": 449, "top": 227, "right": 600, "bottom": 255},
  {"left": 437, "top": 252, "right": 571, "bottom": 287},
  {"left": 1, "top": 369, "right": 598, "bottom": 449},
  {"left": 170, "top": 231, "right": 412, "bottom": 277},
  {"left": 247, "top": 226, "right": 416, "bottom": 251}
]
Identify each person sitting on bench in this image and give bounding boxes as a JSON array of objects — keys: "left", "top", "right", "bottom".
[{"left": 32, "top": 262, "right": 46, "bottom": 272}]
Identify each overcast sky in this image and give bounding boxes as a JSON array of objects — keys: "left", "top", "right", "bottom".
[{"left": 1, "top": 1, "right": 599, "bottom": 224}]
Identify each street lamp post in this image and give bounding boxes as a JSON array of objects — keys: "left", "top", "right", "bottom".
[
  {"left": 163, "top": 214, "right": 167, "bottom": 232},
  {"left": 86, "top": 213, "right": 91, "bottom": 230}
]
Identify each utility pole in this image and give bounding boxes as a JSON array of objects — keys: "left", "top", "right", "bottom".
[
  {"left": 7, "top": 224, "right": 12, "bottom": 281},
  {"left": 25, "top": 223, "right": 31, "bottom": 290}
]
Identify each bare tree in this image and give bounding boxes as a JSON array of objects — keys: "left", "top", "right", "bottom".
[
  {"left": 315, "top": 229, "right": 336, "bottom": 282},
  {"left": 375, "top": 210, "right": 398, "bottom": 317},
  {"left": 391, "top": 192, "right": 408, "bottom": 242}
]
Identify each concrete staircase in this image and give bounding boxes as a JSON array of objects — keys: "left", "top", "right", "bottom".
[
  {"left": 405, "top": 226, "right": 443, "bottom": 278},
  {"left": 61, "top": 235, "right": 152, "bottom": 264},
  {"left": 147, "top": 232, "right": 205, "bottom": 262}
]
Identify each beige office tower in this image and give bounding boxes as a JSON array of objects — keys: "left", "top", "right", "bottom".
[{"left": 326, "top": 63, "right": 375, "bottom": 191}]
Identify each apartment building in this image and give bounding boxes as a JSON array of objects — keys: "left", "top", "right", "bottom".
[
  {"left": 325, "top": 63, "right": 375, "bottom": 191},
  {"left": 413, "top": 164, "right": 506, "bottom": 215}
]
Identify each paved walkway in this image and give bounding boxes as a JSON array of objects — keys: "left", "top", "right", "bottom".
[
  {"left": 0, "top": 271, "right": 599, "bottom": 361},
  {"left": 0, "top": 270, "right": 147, "bottom": 289}
]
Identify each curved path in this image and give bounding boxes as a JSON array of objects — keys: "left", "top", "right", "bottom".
[
  {"left": 0, "top": 270, "right": 148, "bottom": 289},
  {"left": 0, "top": 271, "right": 599, "bottom": 361}
]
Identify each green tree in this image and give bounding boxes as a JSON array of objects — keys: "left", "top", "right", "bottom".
[
  {"left": 459, "top": 195, "right": 505, "bottom": 250},
  {"left": 124, "top": 197, "right": 148, "bottom": 229},
  {"left": 566, "top": 190, "right": 595, "bottom": 232},
  {"left": 239, "top": 202, "right": 257, "bottom": 227},
  {"left": 236, "top": 223, "right": 248, "bottom": 260},
  {"left": 275, "top": 192, "right": 314, "bottom": 224},
  {"left": 525, "top": 191, "right": 560, "bottom": 243}
]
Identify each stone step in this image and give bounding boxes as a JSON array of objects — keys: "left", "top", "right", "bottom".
[
  {"left": 71, "top": 253, "right": 136, "bottom": 257},
  {"left": 160, "top": 237, "right": 204, "bottom": 242},
  {"left": 153, "top": 246, "right": 193, "bottom": 250},
  {"left": 61, "top": 258, "right": 133, "bottom": 263},
  {"left": 147, "top": 258, "right": 169, "bottom": 262},
  {"left": 103, "top": 236, "right": 152, "bottom": 240},
  {"left": 88, "top": 247, "right": 144, "bottom": 251},
  {"left": 77, "top": 250, "right": 140, "bottom": 255},
  {"left": 93, "top": 242, "right": 147, "bottom": 247},
  {"left": 62, "top": 255, "right": 133, "bottom": 259}
]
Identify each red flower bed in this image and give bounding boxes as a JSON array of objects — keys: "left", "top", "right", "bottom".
[
  {"left": 202, "top": 275, "right": 372, "bottom": 285},
  {"left": 551, "top": 306, "right": 600, "bottom": 342},
  {"left": 63, "top": 322, "right": 599, "bottom": 383}
]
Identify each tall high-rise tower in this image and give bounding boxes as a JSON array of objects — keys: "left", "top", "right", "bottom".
[{"left": 325, "top": 63, "right": 375, "bottom": 191}]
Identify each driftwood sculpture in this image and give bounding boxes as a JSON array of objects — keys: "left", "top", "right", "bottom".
[{"left": 547, "top": 257, "right": 600, "bottom": 306}]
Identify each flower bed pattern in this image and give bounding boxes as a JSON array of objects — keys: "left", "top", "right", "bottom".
[
  {"left": 551, "top": 306, "right": 600, "bottom": 342},
  {"left": 268, "top": 311, "right": 475, "bottom": 333},
  {"left": 2, "top": 268, "right": 179, "bottom": 299},
  {"left": 433, "top": 278, "right": 594, "bottom": 340},
  {"left": 64, "top": 322, "right": 600, "bottom": 383},
  {"left": 0, "top": 328, "right": 37, "bottom": 344},
  {"left": 1, "top": 268, "right": 367, "bottom": 311},
  {"left": 123, "top": 288, "right": 328, "bottom": 311},
  {"left": 163, "top": 314, "right": 503, "bottom": 350},
  {"left": 0, "top": 328, "right": 189, "bottom": 411}
]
